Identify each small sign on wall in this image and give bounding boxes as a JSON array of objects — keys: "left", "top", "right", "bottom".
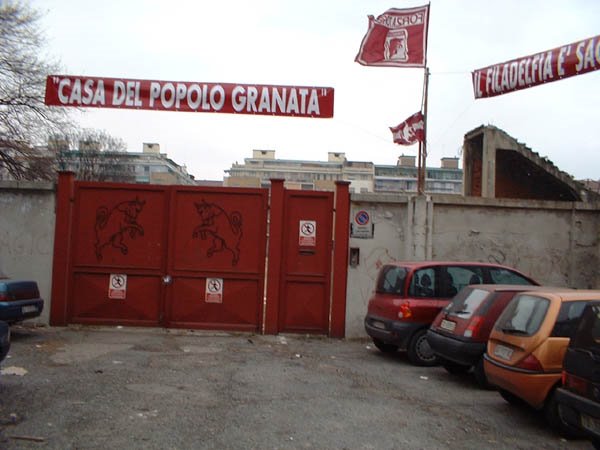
[
  {"left": 299, "top": 220, "right": 317, "bottom": 246},
  {"left": 205, "top": 278, "right": 223, "bottom": 303},
  {"left": 351, "top": 209, "right": 374, "bottom": 239},
  {"left": 108, "top": 274, "right": 127, "bottom": 299}
]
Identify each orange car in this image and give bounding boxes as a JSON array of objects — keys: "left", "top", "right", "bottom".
[{"left": 484, "top": 290, "right": 600, "bottom": 437}]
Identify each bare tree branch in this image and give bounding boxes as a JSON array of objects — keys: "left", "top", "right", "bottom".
[
  {"left": 54, "top": 129, "right": 136, "bottom": 183},
  {"left": 0, "top": 2, "right": 130, "bottom": 182},
  {"left": 0, "top": 2, "right": 74, "bottom": 180}
]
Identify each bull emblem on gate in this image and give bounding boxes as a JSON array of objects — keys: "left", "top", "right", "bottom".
[
  {"left": 94, "top": 197, "right": 145, "bottom": 260},
  {"left": 192, "top": 200, "right": 242, "bottom": 266}
]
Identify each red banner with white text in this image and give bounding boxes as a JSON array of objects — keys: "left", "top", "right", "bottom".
[
  {"left": 472, "top": 34, "right": 600, "bottom": 99},
  {"left": 45, "top": 75, "right": 335, "bottom": 118}
]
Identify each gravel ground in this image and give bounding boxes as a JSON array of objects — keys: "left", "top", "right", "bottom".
[{"left": 0, "top": 325, "right": 593, "bottom": 450}]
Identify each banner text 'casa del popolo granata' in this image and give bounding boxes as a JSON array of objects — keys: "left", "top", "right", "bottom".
[
  {"left": 45, "top": 75, "right": 335, "bottom": 118},
  {"left": 472, "top": 34, "right": 600, "bottom": 99}
]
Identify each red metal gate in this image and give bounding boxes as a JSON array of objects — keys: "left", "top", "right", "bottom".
[{"left": 51, "top": 174, "right": 349, "bottom": 336}]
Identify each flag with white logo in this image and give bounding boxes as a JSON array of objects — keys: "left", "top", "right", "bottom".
[
  {"left": 390, "top": 112, "right": 425, "bottom": 145},
  {"left": 355, "top": 5, "right": 430, "bottom": 68}
]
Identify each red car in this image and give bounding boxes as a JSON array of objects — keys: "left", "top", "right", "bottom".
[
  {"left": 427, "top": 285, "right": 567, "bottom": 386},
  {"left": 364, "top": 261, "right": 538, "bottom": 366}
]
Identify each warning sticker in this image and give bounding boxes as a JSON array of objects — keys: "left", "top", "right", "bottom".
[
  {"left": 108, "top": 274, "right": 127, "bottom": 299},
  {"left": 205, "top": 278, "right": 223, "bottom": 303},
  {"left": 299, "top": 220, "right": 316, "bottom": 246}
]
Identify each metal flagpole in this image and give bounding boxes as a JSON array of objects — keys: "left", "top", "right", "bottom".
[
  {"left": 417, "top": 141, "right": 423, "bottom": 194},
  {"left": 419, "top": 67, "right": 430, "bottom": 194}
]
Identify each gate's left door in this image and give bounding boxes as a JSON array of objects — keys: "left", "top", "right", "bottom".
[{"left": 68, "top": 183, "right": 169, "bottom": 326}]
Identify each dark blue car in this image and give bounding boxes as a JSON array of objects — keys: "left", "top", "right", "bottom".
[{"left": 0, "top": 278, "right": 44, "bottom": 324}]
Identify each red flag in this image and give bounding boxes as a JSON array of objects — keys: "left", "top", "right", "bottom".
[
  {"left": 355, "top": 5, "right": 430, "bottom": 68},
  {"left": 390, "top": 112, "right": 425, "bottom": 145}
]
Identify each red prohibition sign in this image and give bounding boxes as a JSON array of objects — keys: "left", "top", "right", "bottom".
[{"left": 355, "top": 210, "right": 370, "bottom": 226}]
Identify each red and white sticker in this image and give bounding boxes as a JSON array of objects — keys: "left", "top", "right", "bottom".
[
  {"left": 299, "top": 220, "right": 317, "bottom": 246},
  {"left": 108, "top": 274, "right": 127, "bottom": 299},
  {"left": 205, "top": 278, "right": 223, "bottom": 303}
]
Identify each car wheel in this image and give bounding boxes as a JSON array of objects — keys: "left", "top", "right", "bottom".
[
  {"left": 407, "top": 329, "right": 438, "bottom": 366},
  {"left": 498, "top": 389, "right": 524, "bottom": 406},
  {"left": 372, "top": 338, "right": 398, "bottom": 353},
  {"left": 441, "top": 360, "right": 470, "bottom": 375},
  {"left": 473, "top": 357, "right": 493, "bottom": 390},
  {"left": 544, "top": 390, "right": 585, "bottom": 439}
]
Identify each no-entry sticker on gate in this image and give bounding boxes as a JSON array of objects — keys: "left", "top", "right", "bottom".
[
  {"left": 299, "top": 220, "right": 317, "bottom": 246},
  {"left": 205, "top": 278, "right": 223, "bottom": 303},
  {"left": 108, "top": 274, "right": 127, "bottom": 299}
]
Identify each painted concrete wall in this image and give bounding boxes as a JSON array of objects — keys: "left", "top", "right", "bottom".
[
  {"left": 346, "top": 193, "right": 600, "bottom": 338},
  {"left": 0, "top": 181, "right": 55, "bottom": 325}
]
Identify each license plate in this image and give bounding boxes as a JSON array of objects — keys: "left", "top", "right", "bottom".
[
  {"left": 581, "top": 413, "right": 600, "bottom": 434},
  {"left": 371, "top": 321, "right": 386, "bottom": 330},
  {"left": 22, "top": 305, "right": 37, "bottom": 314},
  {"left": 440, "top": 319, "right": 456, "bottom": 332},
  {"left": 494, "top": 344, "right": 513, "bottom": 360}
]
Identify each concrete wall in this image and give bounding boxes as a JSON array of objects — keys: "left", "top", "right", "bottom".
[
  {"left": 2, "top": 182, "right": 599, "bottom": 336},
  {"left": 0, "top": 181, "right": 56, "bottom": 325},
  {"left": 346, "top": 193, "right": 600, "bottom": 338}
]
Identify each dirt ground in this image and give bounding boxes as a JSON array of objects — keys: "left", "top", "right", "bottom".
[{"left": 0, "top": 325, "right": 594, "bottom": 450}]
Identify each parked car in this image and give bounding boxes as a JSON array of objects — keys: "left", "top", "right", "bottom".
[
  {"left": 364, "top": 261, "right": 538, "bottom": 366},
  {"left": 0, "top": 321, "right": 10, "bottom": 364},
  {"left": 555, "top": 301, "right": 600, "bottom": 447},
  {"left": 0, "top": 277, "right": 44, "bottom": 324},
  {"left": 428, "top": 285, "right": 570, "bottom": 387},
  {"left": 484, "top": 290, "right": 600, "bottom": 437}
]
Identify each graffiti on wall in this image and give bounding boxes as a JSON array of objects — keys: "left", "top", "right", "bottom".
[
  {"left": 0, "top": 230, "right": 53, "bottom": 257},
  {"left": 437, "top": 231, "right": 570, "bottom": 286}
]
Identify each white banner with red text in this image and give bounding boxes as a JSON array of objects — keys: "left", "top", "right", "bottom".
[
  {"left": 472, "top": 34, "right": 600, "bottom": 99},
  {"left": 45, "top": 75, "right": 335, "bottom": 118}
]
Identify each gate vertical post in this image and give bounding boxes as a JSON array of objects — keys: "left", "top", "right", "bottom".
[
  {"left": 50, "top": 171, "right": 75, "bottom": 325},
  {"left": 264, "top": 179, "right": 285, "bottom": 334},
  {"left": 330, "top": 181, "right": 351, "bottom": 338}
]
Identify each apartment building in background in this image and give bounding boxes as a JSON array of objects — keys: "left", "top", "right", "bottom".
[{"left": 225, "top": 150, "right": 463, "bottom": 194}]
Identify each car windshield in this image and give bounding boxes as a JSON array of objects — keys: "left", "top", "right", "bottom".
[
  {"left": 446, "top": 288, "right": 489, "bottom": 318},
  {"left": 495, "top": 294, "right": 549, "bottom": 336},
  {"left": 376, "top": 266, "right": 407, "bottom": 295},
  {"left": 489, "top": 268, "right": 535, "bottom": 285},
  {"left": 570, "top": 303, "right": 600, "bottom": 354}
]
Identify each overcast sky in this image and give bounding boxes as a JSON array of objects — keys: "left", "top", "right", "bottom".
[{"left": 32, "top": 0, "right": 600, "bottom": 181}]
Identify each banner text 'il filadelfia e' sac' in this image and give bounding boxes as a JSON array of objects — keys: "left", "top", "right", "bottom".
[
  {"left": 44, "top": 76, "right": 335, "bottom": 118},
  {"left": 472, "top": 34, "right": 600, "bottom": 99}
]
